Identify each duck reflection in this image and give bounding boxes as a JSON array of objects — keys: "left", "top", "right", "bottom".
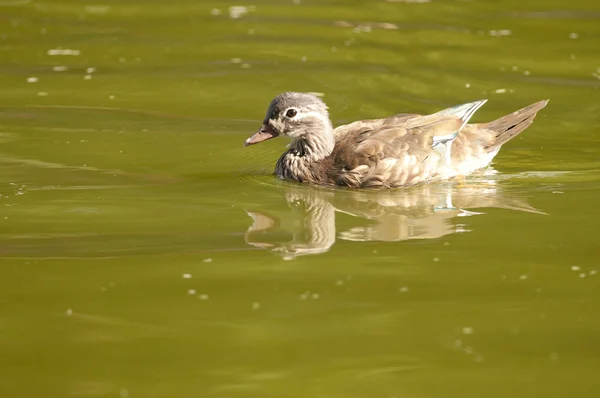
[{"left": 245, "top": 179, "right": 544, "bottom": 259}]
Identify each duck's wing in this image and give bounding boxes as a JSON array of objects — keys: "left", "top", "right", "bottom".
[
  {"left": 333, "top": 113, "right": 416, "bottom": 140},
  {"left": 330, "top": 101, "right": 488, "bottom": 188}
]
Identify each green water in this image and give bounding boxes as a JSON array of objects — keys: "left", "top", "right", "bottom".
[{"left": 2, "top": 0, "right": 600, "bottom": 397}]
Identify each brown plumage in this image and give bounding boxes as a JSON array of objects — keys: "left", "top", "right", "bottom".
[{"left": 244, "top": 92, "right": 548, "bottom": 188}]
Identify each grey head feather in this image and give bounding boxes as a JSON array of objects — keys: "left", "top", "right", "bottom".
[
  {"left": 264, "top": 92, "right": 333, "bottom": 141},
  {"left": 265, "top": 92, "right": 329, "bottom": 122}
]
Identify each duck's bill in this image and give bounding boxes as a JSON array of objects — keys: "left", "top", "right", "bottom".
[{"left": 244, "top": 124, "right": 278, "bottom": 147}]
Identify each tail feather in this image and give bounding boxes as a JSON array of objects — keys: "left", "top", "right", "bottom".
[{"left": 482, "top": 100, "right": 548, "bottom": 152}]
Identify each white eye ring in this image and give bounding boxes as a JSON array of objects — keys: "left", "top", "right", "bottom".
[{"left": 285, "top": 108, "right": 298, "bottom": 118}]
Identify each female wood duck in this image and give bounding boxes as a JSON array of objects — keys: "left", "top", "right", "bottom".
[{"left": 244, "top": 92, "right": 548, "bottom": 188}]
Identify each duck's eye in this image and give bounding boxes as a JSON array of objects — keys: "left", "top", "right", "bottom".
[{"left": 285, "top": 109, "right": 298, "bottom": 118}]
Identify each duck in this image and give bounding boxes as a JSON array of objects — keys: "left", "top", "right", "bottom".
[{"left": 244, "top": 92, "right": 548, "bottom": 188}]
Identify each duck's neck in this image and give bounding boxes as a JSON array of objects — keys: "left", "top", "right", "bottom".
[
  {"left": 276, "top": 128, "right": 335, "bottom": 182},
  {"left": 289, "top": 130, "right": 335, "bottom": 162}
]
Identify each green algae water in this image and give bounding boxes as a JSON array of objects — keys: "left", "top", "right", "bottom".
[{"left": 1, "top": 1, "right": 600, "bottom": 397}]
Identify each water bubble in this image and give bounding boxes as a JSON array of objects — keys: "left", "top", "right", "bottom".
[
  {"left": 26, "top": 77, "right": 38, "bottom": 83},
  {"left": 229, "top": 6, "right": 249, "bottom": 19},
  {"left": 398, "top": 286, "right": 409, "bottom": 293},
  {"left": 182, "top": 273, "right": 192, "bottom": 279},
  {"left": 379, "top": 22, "right": 398, "bottom": 30},
  {"left": 187, "top": 289, "right": 197, "bottom": 295},
  {"left": 252, "top": 302, "right": 260, "bottom": 310},
  {"left": 203, "top": 258, "right": 213, "bottom": 263},
  {"left": 488, "top": 29, "right": 511, "bottom": 37},
  {"left": 47, "top": 48, "right": 80, "bottom": 56},
  {"left": 65, "top": 308, "right": 73, "bottom": 316},
  {"left": 461, "top": 327, "right": 474, "bottom": 335}
]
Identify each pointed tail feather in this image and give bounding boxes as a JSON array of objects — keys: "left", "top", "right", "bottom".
[{"left": 482, "top": 100, "right": 549, "bottom": 152}]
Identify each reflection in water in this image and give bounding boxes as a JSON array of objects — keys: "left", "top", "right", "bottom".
[{"left": 245, "top": 175, "right": 545, "bottom": 259}]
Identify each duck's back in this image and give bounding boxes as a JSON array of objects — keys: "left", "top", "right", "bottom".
[
  {"left": 328, "top": 113, "right": 464, "bottom": 188},
  {"left": 326, "top": 98, "right": 548, "bottom": 188}
]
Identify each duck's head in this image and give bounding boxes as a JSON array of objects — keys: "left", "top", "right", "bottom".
[{"left": 244, "top": 92, "right": 333, "bottom": 147}]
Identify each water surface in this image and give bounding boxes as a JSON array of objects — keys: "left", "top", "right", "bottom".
[{"left": 1, "top": 0, "right": 600, "bottom": 397}]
